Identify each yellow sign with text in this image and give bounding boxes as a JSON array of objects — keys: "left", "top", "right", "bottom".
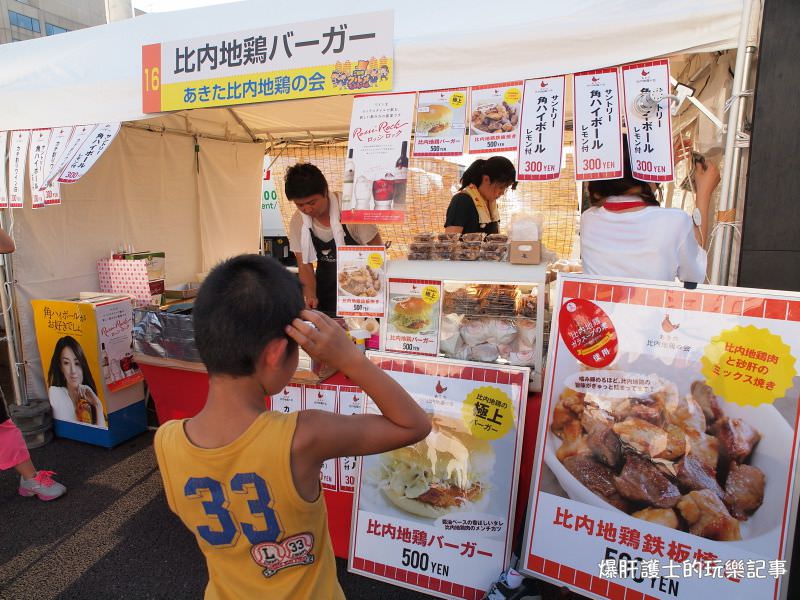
[
  {"left": 462, "top": 385, "right": 514, "bottom": 440},
  {"left": 701, "top": 325, "right": 796, "bottom": 407}
]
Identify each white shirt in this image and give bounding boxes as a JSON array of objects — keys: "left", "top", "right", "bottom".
[
  {"left": 580, "top": 203, "right": 707, "bottom": 283},
  {"left": 48, "top": 386, "right": 107, "bottom": 428},
  {"left": 288, "top": 196, "right": 379, "bottom": 255}
]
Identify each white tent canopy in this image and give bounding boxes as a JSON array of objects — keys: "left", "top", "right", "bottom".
[{"left": 0, "top": 0, "right": 743, "bottom": 136}]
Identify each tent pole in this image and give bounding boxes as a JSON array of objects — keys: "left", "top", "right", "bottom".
[
  {"left": 0, "top": 209, "right": 27, "bottom": 406},
  {"left": 709, "top": 0, "right": 760, "bottom": 285}
]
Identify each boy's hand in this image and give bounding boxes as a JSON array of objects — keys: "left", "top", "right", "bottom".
[{"left": 286, "top": 310, "right": 364, "bottom": 373}]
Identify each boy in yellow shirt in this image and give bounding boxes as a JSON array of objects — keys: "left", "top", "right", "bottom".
[{"left": 154, "top": 255, "right": 431, "bottom": 599}]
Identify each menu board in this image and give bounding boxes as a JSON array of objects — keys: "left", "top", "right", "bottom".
[
  {"left": 517, "top": 76, "right": 566, "bottom": 181},
  {"left": 522, "top": 274, "right": 800, "bottom": 600},
  {"left": 336, "top": 246, "right": 386, "bottom": 318},
  {"left": 413, "top": 88, "right": 468, "bottom": 157},
  {"left": 271, "top": 383, "right": 304, "bottom": 414},
  {"left": 305, "top": 383, "right": 339, "bottom": 491},
  {"left": 573, "top": 68, "right": 624, "bottom": 180},
  {"left": 338, "top": 386, "right": 367, "bottom": 493},
  {"left": 622, "top": 59, "right": 675, "bottom": 182},
  {"left": 350, "top": 353, "right": 529, "bottom": 599},
  {"left": 340, "top": 91, "right": 416, "bottom": 224},
  {"left": 383, "top": 278, "right": 442, "bottom": 357},
  {"left": 468, "top": 81, "right": 523, "bottom": 154}
]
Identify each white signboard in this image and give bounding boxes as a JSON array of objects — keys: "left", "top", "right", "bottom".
[
  {"left": 384, "top": 278, "right": 442, "bottom": 357},
  {"left": 413, "top": 88, "right": 468, "bottom": 157},
  {"left": 336, "top": 246, "right": 386, "bottom": 318},
  {"left": 305, "top": 383, "right": 339, "bottom": 491},
  {"left": 44, "top": 124, "right": 96, "bottom": 187},
  {"left": 522, "top": 274, "right": 800, "bottom": 600},
  {"left": 350, "top": 353, "right": 529, "bottom": 599},
  {"left": 517, "top": 76, "right": 566, "bottom": 181},
  {"left": 0, "top": 131, "right": 8, "bottom": 208},
  {"left": 341, "top": 92, "right": 416, "bottom": 224},
  {"left": 270, "top": 383, "right": 304, "bottom": 414},
  {"left": 8, "top": 130, "right": 31, "bottom": 209},
  {"left": 574, "top": 68, "right": 623, "bottom": 180},
  {"left": 58, "top": 123, "right": 120, "bottom": 185},
  {"left": 41, "top": 126, "right": 74, "bottom": 206},
  {"left": 468, "top": 81, "right": 522, "bottom": 154},
  {"left": 338, "top": 385, "right": 367, "bottom": 493},
  {"left": 94, "top": 298, "right": 143, "bottom": 393},
  {"left": 260, "top": 155, "right": 286, "bottom": 236},
  {"left": 622, "top": 59, "right": 675, "bottom": 182},
  {"left": 28, "top": 129, "right": 50, "bottom": 209}
]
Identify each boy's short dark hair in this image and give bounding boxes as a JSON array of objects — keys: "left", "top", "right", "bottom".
[
  {"left": 193, "top": 254, "right": 304, "bottom": 376},
  {"left": 284, "top": 163, "right": 328, "bottom": 200}
]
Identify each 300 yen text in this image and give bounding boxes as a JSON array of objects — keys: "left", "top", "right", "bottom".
[{"left": 401, "top": 548, "right": 449, "bottom": 576}]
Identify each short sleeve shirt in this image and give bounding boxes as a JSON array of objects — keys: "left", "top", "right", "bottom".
[
  {"left": 444, "top": 192, "right": 499, "bottom": 235},
  {"left": 288, "top": 196, "right": 379, "bottom": 254}
]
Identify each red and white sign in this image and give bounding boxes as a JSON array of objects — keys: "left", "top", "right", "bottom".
[
  {"left": 573, "top": 68, "right": 623, "bottom": 180},
  {"left": 306, "top": 383, "right": 339, "bottom": 491},
  {"left": 517, "top": 76, "right": 566, "bottom": 181},
  {"left": 270, "top": 383, "right": 304, "bottom": 414},
  {"left": 350, "top": 353, "right": 529, "bottom": 599},
  {"left": 338, "top": 386, "right": 367, "bottom": 492},
  {"left": 522, "top": 274, "right": 800, "bottom": 600},
  {"left": 413, "top": 88, "right": 468, "bottom": 157},
  {"left": 28, "top": 129, "right": 50, "bottom": 209},
  {"left": 622, "top": 59, "right": 675, "bottom": 182},
  {"left": 41, "top": 127, "right": 74, "bottom": 206},
  {"left": 336, "top": 246, "right": 386, "bottom": 318},
  {"left": 557, "top": 297, "right": 618, "bottom": 368},
  {"left": 468, "top": 81, "right": 523, "bottom": 154},
  {"left": 58, "top": 122, "right": 120, "bottom": 185},
  {"left": 0, "top": 132, "right": 8, "bottom": 208},
  {"left": 44, "top": 124, "right": 96, "bottom": 187},
  {"left": 341, "top": 92, "right": 416, "bottom": 225},
  {"left": 383, "top": 278, "right": 442, "bottom": 357},
  {"left": 8, "top": 130, "right": 31, "bottom": 208},
  {"left": 95, "top": 299, "right": 144, "bottom": 393}
]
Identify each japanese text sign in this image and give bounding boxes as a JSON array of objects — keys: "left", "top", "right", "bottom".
[
  {"left": 341, "top": 92, "right": 415, "bottom": 225},
  {"left": 622, "top": 59, "right": 675, "bottom": 182},
  {"left": 44, "top": 125, "right": 95, "bottom": 188},
  {"left": 28, "top": 129, "right": 50, "bottom": 209},
  {"left": 350, "top": 353, "right": 529, "bottom": 599},
  {"left": 522, "top": 274, "right": 800, "bottom": 600},
  {"left": 468, "top": 81, "right": 523, "bottom": 154},
  {"left": 142, "top": 11, "right": 394, "bottom": 113},
  {"left": 95, "top": 298, "right": 144, "bottom": 393},
  {"left": 338, "top": 386, "right": 367, "bottom": 492},
  {"left": 306, "top": 383, "right": 339, "bottom": 491},
  {"left": 517, "top": 76, "right": 566, "bottom": 181},
  {"left": 8, "top": 130, "right": 31, "bottom": 208},
  {"left": 336, "top": 246, "right": 386, "bottom": 317},
  {"left": 40, "top": 127, "right": 73, "bottom": 206},
  {"left": 0, "top": 131, "right": 7, "bottom": 208},
  {"left": 573, "top": 68, "right": 623, "bottom": 180},
  {"left": 383, "top": 278, "right": 442, "bottom": 357},
  {"left": 270, "top": 383, "right": 304, "bottom": 414},
  {"left": 413, "top": 88, "right": 468, "bottom": 157},
  {"left": 58, "top": 123, "right": 120, "bottom": 185}
]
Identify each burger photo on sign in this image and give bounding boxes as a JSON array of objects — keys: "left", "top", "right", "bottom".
[
  {"left": 373, "top": 415, "right": 495, "bottom": 518},
  {"left": 416, "top": 104, "right": 454, "bottom": 136},
  {"left": 390, "top": 296, "right": 434, "bottom": 334}
]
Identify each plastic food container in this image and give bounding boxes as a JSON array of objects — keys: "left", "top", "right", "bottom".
[{"left": 461, "top": 232, "right": 485, "bottom": 242}]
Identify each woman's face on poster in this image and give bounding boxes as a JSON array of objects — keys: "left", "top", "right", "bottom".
[{"left": 59, "top": 346, "right": 83, "bottom": 390}]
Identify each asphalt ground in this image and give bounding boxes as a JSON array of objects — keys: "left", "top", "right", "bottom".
[{"left": 0, "top": 431, "right": 432, "bottom": 600}]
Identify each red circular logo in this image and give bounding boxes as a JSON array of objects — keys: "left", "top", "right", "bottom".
[{"left": 558, "top": 298, "right": 618, "bottom": 368}]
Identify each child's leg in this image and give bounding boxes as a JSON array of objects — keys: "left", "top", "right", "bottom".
[{"left": 0, "top": 418, "right": 31, "bottom": 472}]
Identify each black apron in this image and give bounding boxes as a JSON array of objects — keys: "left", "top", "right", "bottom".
[{"left": 310, "top": 225, "right": 358, "bottom": 316}]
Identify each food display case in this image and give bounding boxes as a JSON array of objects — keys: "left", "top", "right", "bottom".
[{"left": 382, "top": 260, "right": 548, "bottom": 390}]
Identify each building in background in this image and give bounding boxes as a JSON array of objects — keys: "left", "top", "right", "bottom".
[{"left": 0, "top": 0, "right": 136, "bottom": 44}]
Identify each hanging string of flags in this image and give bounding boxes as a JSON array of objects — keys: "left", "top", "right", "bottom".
[{"left": 0, "top": 122, "right": 120, "bottom": 209}]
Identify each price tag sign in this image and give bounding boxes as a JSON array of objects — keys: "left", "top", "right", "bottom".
[
  {"left": 517, "top": 76, "right": 566, "bottom": 181},
  {"left": 337, "top": 386, "right": 367, "bottom": 492},
  {"left": 336, "top": 246, "right": 386, "bottom": 318},
  {"left": 383, "top": 278, "right": 442, "bottom": 357},
  {"left": 270, "top": 384, "right": 304, "bottom": 414},
  {"left": 305, "top": 383, "right": 338, "bottom": 491},
  {"left": 413, "top": 87, "right": 468, "bottom": 157},
  {"left": 468, "top": 81, "right": 523, "bottom": 154},
  {"left": 573, "top": 68, "right": 623, "bottom": 180}
]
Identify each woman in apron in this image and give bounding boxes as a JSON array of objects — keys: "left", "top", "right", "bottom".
[{"left": 444, "top": 156, "right": 517, "bottom": 235}]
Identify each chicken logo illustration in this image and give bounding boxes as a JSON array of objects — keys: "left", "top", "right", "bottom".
[
  {"left": 662, "top": 314, "right": 680, "bottom": 333},
  {"left": 282, "top": 388, "right": 290, "bottom": 396},
  {"left": 591, "top": 76, "right": 600, "bottom": 83},
  {"left": 435, "top": 381, "right": 447, "bottom": 395},
  {"left": 641, "top": 69, "right": 650, "bottom": 77},
  {"left": 540, "top": 81, "right": 548, "bottom": 88},
  {"left": 317, "top": 391, "right": 324, "bottom": 399}
]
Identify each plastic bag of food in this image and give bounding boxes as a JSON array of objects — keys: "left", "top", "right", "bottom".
[
  {"left": 508, "top": 212, "right": 544, "bottom": 241},
  {"left": 461, "top": 318, "right": 491, "bottom": 346}
]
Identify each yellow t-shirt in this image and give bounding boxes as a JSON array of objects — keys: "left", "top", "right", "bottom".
[{"left": 154, "top": 411, "right": 344, "bottom": 600}]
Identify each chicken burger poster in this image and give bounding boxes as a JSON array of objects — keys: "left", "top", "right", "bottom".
[
  {"left": 349, "top": 353, "right": 529, "bottom": 599},
  {"left": 384, "top": 278, "right": 442, "bottom": 357},
  {"left": 522, "top": 274, "right": 800, "bottom": 600}
]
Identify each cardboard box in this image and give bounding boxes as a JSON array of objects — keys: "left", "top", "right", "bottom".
[
  {"left": 509, "top": 241, "right": 541, "bottom": 265},
  {"left": 123, "top": 251, "right": 165, "bottom": 281},
  {"left": 164, "top": 282, "right": 200, "bottom": 300}
]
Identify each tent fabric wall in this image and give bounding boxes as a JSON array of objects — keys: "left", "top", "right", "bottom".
[{"left": 13, "top": 127, "right": 262, "bottom": 400}]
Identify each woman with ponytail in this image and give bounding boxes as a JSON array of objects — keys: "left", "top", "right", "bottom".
[{"left": 444, "top": 156, "right": 517, "bottom": 235}]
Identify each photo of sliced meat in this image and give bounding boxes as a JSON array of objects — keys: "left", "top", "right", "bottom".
[
  {"left": 675, "top": 453, "right": 724, "bottom": 499},
  {"left": 555, "top": 435, "right": 591, "bottom": 463},
  {"left": 724, "top": 462, "right": 766, "bottom": 520},
  {"left": 628, "top": 401, "right": 666, "bottom": 427},
  {"left": 613, "top": 453, "right": 681, "bottom": 508},
  {"left": 631, "top": 507, "right": 679, "bottom": 530},
  {"left": 677, "top": 489, "right": 742, "bottom": 541},
  {"left": 587, "top": 426, "right": 622, "bottom": 469},
  {"left": 684, "top": 429, "right": 720, "bottom": 473},
  {"left": 712, "top": 417, "right": 761, "bottom": 464},
  {"left": 562, "top": 454, "right": 630, "bottom": 512},
  {"left": 667, "top": 393, "right": 707, "bottom": 435},
  {"left": 656, "top": 424, "right": 687, "bottom": 461},
  {"left": 581, "top": 406, "right": 614, "bottom": 436},
  {"left": 691, "top": 380, "right": 723, "bottom": 424},
  {"left": 613, "top": 417, "right": 668, "bottom": 458}
]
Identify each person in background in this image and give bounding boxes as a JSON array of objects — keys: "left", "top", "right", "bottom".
[
  {"left": 444, "top": 156, "right": 517, "bottom": 236},
  {"left": 286, "top": 163, "right": 382, "bottom": 315},
  {"left": 580, "top": 137, "right": 720, "bottom": 283},
  {"left": 47, "top": 336, "right": 106, "bottom": 428},
  {"left": 0, "top": 228, "right": 66, "bottom": 500},
  {"left": 154, "top": 255, "right": 430, "bottom": 599}
]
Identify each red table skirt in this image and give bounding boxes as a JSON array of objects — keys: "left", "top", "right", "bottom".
[{"left": 139, "top": 362, "right": 543, "bottom": 559}]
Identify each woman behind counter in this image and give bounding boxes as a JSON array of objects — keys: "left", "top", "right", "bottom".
[
  {"left": 47, "top": 336, "right": 106, "bottom": 428},
  {"left": 444, "top": 156, "right": 517, "bottom": 236}
]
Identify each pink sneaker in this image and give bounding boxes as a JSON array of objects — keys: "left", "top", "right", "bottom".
[{"left": 19, "top": 470, "right": 66, "bottom": 501}]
